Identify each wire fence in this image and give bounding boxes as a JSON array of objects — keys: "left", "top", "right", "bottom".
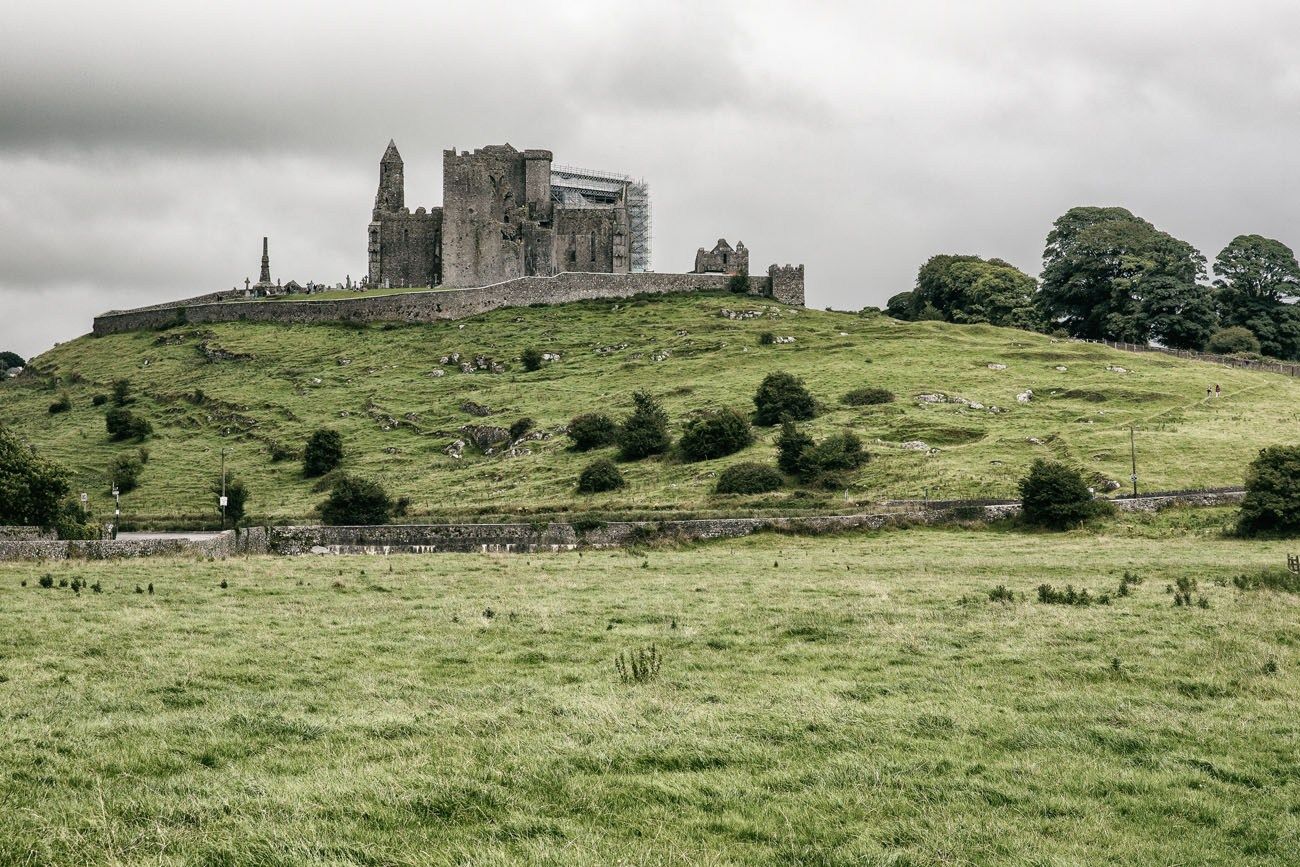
[{"left": 1082, "top": 338, "right": 1300, "bottom": 378}]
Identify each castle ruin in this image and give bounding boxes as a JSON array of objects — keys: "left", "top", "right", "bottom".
[
  {"left": 91, "top": 140, "right": 804, "bottom": 335},
  {"left": 368, "top": 142, "right": 652, "bottom": 290}
]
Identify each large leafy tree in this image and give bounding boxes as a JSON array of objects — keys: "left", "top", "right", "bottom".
[
  {"left": 0, "top": 351, "right": 23, "bottom": 371},
  {"left": 912, "top": 255, "right": 1040, "bottom": 328},
  {"left": 1039, "top": 206, "right": 1214, "bottom": 348},
  {"left": 1212, "top": 235, "right": 1300, "bottom": 360},
  {"left": 0, "top": 426, "right": 71, "bottom": 527}
]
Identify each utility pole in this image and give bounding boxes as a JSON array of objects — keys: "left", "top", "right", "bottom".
[
  {"left": 220, "top": 447, "right": 229, "bottom": 529},
  {"left": 1129, "top": 426, "right": 1138, "bottom": 498},
  {"left": 112, "top": 485, "right": 120, "bottom": 539}
]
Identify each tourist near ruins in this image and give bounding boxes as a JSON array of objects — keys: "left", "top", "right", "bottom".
[{"left": 4, "top": 4, "right": 1300, "bottom": 865}]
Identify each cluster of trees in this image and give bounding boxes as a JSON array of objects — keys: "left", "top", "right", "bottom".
[
  {"left": 886, "top": 208, "right": 1300, "bottom": 360},
  {"left": 564, "top": 372, "right": 873, "bottom": 495},
  {"left": 0, "top": 351, "right": 23, "bottom": 373}
]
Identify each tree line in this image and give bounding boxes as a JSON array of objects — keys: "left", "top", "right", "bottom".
[{"left": 885, "top": 206, "right": 1300, "bottom": 360}]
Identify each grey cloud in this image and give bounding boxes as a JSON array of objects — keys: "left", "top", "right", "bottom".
[{"left": 6, "top": 0, "right": 1300, "bottom": 358}]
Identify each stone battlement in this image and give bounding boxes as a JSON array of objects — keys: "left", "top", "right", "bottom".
[{"left": 91, "top": 268, "right": 802, "bottom": 336}]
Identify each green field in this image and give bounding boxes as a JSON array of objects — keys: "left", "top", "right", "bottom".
[
  {"left": 2, "top": 511, "right": 1297, "bottom": 864},
  {"left": 5, "top": 293, "right": 1299, "bottom": 525}
]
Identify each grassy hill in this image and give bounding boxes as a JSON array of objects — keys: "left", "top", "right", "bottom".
[{"left": 4, "top": 292, "right": 1299, "bottom": 525}]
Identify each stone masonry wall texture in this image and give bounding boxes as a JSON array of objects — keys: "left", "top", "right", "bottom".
[{"left": 92, "top": 271, "right": 794, "bottom": 335}]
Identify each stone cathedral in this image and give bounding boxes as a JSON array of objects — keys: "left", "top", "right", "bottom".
[{"left": 367, "top": 142, "right": 652, "bottom": 290}]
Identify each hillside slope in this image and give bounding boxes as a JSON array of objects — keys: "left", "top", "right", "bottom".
[{"left": 4, "top": 293, "right": 1298, "bottom": 524}]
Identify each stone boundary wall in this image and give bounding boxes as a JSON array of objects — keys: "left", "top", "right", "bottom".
[
  {"left": 264, "top": 490, "right": 1242, "bottom": 555},
  {"left": 0, "top": 491, "right": 1243, "bottom": 560},
  {"left": 0, "top": 529, "right": 269, "bottom": 562},
  {"left": 92, "top": 270, "right": 796, "bottom": 336}
]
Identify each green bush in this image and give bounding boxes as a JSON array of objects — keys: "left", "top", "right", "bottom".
[
  {"left": 48, "top": 394, "right": 71, "bottom": 414},
  {"left": 91, "top": 394, "right": 108, "bottom": 407},
  {"left": 211, "top": 475, "right": 249, "bottom": 526},
  {"left": 0, "top": 351, "right": 24, "bottom": 372},
  {"left": 111, "top": 379, "right": 132, "bottom": 406},
  {"left": 1018, "top": 459, "right": 1111, "bottom": 529},
  {"left": 1237, "top": 445, "right": 1300, "bottom": 536},
  {"left": 776, "top": 420, "right": 813, "bottom": 475},
  {"left": 0, "top": 426, "right": 70, "bottom": 527},
  {"left": 577, "top": 458, "right": 625, "bottom": 494},
  {"left": 320, "top": 475, "right": 392, "bottom": 525},
  {"left": 520, "top": 347, "right": 543, "bottom": 372},
  {"left": 758, "top": 332, "right": 776, "bottom": 346},
  {"left": 715, "top": 462, "right": 784, "bottom": 494},
  {"left": 679, "top": 408, "right": 754, "bottom": 462},
  {"left": 303, "top": 428, "right": 344, "bottom": 477},
  {"left": 800, "top": 432, "right": 868, "bottom": 487},
  {"left": 109, "top": 453, "right": 143, "bottom": 494},
  {"left": 841, "top": 387, "right": 895, "bottom": 406},
  {"left": 568, "top": 413, "right": 618, "bottom": 451},
  {"left": 753, "top": 371, "right": 817, "bottom": 426},
  {"left": 1205, "top": 325, "right": 1261, "bottom": 356},
  {"left": 105, "top": 408, "right": 151, "bottom": 441},
  {"left": 617, "top": 392, "right": 671, "bottom": 461},
  {"left": 727, "top": 268, "right": 750, "bottom": 294},
  {"left": 509, "top": 417, "right": 535, "bottom": 441}
]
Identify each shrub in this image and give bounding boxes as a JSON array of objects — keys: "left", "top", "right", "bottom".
[
  {"left": 715, "top": 462, "right": 784, "bottom": 494},
  {"left": 268, "top": 441, "right": 299, "bottom": 463},
  {"left": 617, "top": 391, "right": 671, "bottom": 460},
  {"left": 679, "top": 408, "right": 754, "bottom": 461},
  {"left": 320, "top": 474, "right": 392, "bottom": 525},
  {"left": 509, "top": 417, "right": 535, "bottom": 441},
  {"left": 776, "top": 420, "right": 813, "bottom": 475},
  {"left": 615, "top": 644, "right": 662, "bottom": 684},
  {"left": 111, "top": 379, "right": 132, "bottom": 406},
  {"left": 1237, "top": 445, "right": 1300, "bottom": 536},
  {"left": 303, "top": 428, "right": 344, "bottom": 477},
  {"left": 0, "top": 427, "right": 71, "bottom": 527},
  {"left": 727, "top": 268, "right": 750, "bottom": 294},
  {"left": 987, "top": 585, "right": 1015, "bottom": 603},
  {"left": 1205, "top": 325, "right": 1261, "bottom": 356},
  {"left": 800, "top": 432, "right": 868, "bottom": 487},
  {"left": 567, "top": 413, "right": 618, "bottom": 451},
  {"left": 211, "top": 475, "right": 249, "bottom": 526},
  {"left": 38, "top": 574, "right": 54, "bottom": 589},
  {"left": 91, "top": 394, "right": 108, "bottom": 407},
  {"left": 1036, "top": 583, "right": 1111, "bottom": 605},
  {"left": 841, "top": 387, "right": 895, "bottom": 406},
  {"left": 1018, "top": 459, "right": 1111, "bottom": 529},
  {"left": 520, "top": 347, "right": 543, "bottom": 372},
  {"left": 48, "top": 394, "right": 72, "bottom": 414},
  {"left": 105, "top": 408, "right": 151, "bottom": 441},
  {"left": 109, "top": 453, "right": 143, "bottom": 494},
  {"left": 753, "top": 371, "right": 817, "bottom": 426},
  {"left": 758, "top": 332, "right": 776, "bottom": 346},
  {"left": 1233, "top": 568, "right": 1300, "bottom": 594},
  {"left": 577, "top": 458, "right": 625, "bottom": 494}
]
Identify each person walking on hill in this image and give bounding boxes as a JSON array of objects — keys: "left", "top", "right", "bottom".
[{"left": 1215, "top": 384, "right": 1221, "bottom": 398}]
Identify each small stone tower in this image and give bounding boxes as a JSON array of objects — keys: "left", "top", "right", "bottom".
[{"left": 374, "top": 139, "right": 405, "bottom": 216}]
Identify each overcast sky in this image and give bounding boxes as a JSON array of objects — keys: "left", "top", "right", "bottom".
[{"left": 4, "top": 0, "right": 1300, "bottom": 358}]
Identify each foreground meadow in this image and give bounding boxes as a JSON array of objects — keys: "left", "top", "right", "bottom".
[{"left": 2, "top": 510, "right": 1298, "bottom": 865}]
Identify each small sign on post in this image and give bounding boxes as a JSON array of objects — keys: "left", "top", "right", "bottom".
[{"left": 219, "top": 496, "right": 228, "bottom": 508}]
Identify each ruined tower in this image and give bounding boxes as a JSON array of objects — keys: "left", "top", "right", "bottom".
[
  {"left": 367, "top": 140, "right": 441, "bottom": 288},
  {"left": 374, "top": 140, "right": 404, "bottom": 215}
]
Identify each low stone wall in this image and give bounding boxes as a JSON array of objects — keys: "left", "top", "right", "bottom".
[
  {"left": 92, "top": 270, "right": 797, "bottom": 336},
  {"left": 0, "top": 492, "right": 1244, "bottom": 560},
  {"left": 0, "top": 527, "right": 56, "bottom": 541},
  {"left": 0, "top": 531, "right": 240, "bottom": 562}
]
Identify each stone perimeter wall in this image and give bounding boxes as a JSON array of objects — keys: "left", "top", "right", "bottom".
[
  {"left": 92, "top": 270, "right": 801, "bottom": 336},
  {"left": 0, "top": 492, "right": 1242, "bottom": 561}
]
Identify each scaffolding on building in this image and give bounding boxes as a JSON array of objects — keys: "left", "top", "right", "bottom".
[{"left": 551, "top": 164, "right": 653, "bottom": 273}]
